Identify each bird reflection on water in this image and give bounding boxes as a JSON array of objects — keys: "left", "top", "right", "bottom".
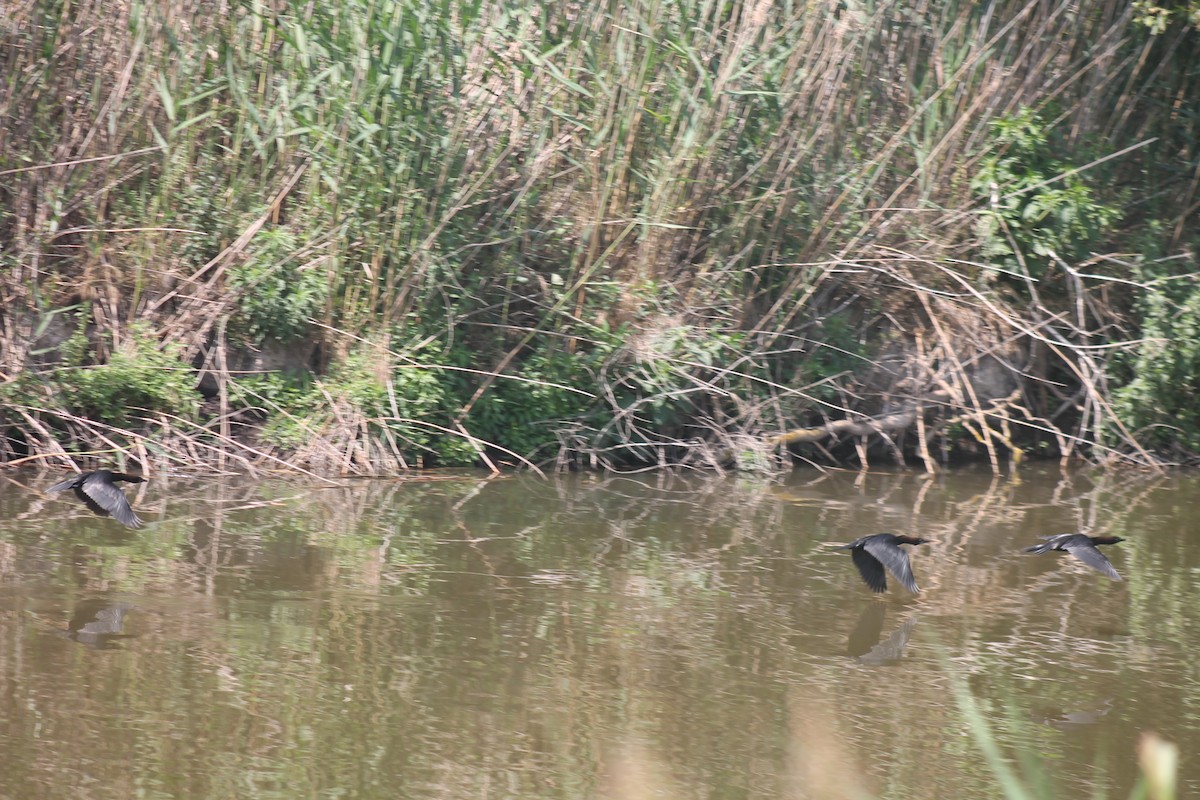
[
  {"left": 1032, "top": 699, "right": 1114, "bottom": 730},
  {"left": 845, "top": 603, "right": 918, "bottom": 666},
  {"left": 59, "top": 600, "right": 137, "bottom": 649}
]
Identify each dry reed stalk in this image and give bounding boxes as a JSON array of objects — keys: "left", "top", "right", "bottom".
[{"left": 3, "top": 0, "right": 1197, "bottom": 474}]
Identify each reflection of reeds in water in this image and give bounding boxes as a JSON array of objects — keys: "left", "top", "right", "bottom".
[
  {"left": 790, "top": 675, "right": 1173, "bottom": 800},
  {"left": 600, "top": 684, "right": 1177, "bottom": 800},
  {"left": 598, "top": 740, "right": 681, "bottom": 800},
  {"left": 943, "top": 659, "right": 1179, "bottom": 800},
  {"left": 785, "top": 691, "right": 875, "bottom": 800},
  {"left": 0, "top": 466, "right": 1189, "bottom": 798}
]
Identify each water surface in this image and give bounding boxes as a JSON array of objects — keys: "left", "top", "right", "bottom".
[{"left": 1, "top": 465, "right": 1196, "bottom": 798}]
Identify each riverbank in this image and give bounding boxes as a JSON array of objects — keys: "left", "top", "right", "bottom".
[{"left": 3, "top": 1, "right": 1198, "bottom": 474}]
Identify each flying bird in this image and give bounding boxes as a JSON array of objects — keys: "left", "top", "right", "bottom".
[
  {"left": 830, "top": 532, "right": 930, "bottom": 593},
  {"left": 46, "top": 469, "right": 145, "bottom": 528},
  {"left": 1023, "top": 533, "right": 1124, "bottom": 580}
]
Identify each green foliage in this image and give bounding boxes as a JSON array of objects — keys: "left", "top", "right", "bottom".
[
  {"left": 619, "top": 325, "right": 753, "bottom": 431},
  {"left": 227, "top": 369, "right": 315, "bottom": 438},
  {"left": 59, "top": 319, "right": 89, "bottom": 368},
  {"left": 227, "top": 228, "right": 327, "bottom": 341},
  {"left": 229, "top": 369, "right": 314, "bottom": 409},
  {"left": 257, "top": 0, "right": 486, "bottom": 327},
  {"left": 36, "top": 321, "right": 200, "bottom": 424},
  {"left": 1133, "top": 0, "right": 1200, "bottom": 33},
  {"left": 468, "top": 347, "right": 608, "bottom": 460},
  {"left": 1112, "top": 283, "right": 1200, "bottom": 454},
  {"left": 173, "top": 174, "right": 236, "bottom": 270},
  {"left": 250, "top": 344, "right": 454, "bottom": 461},
  {"left": 799, "top": 315, "right": 866, "bottom": 402},
  {"left": 971, "top": 109, "right": 1121, "bottom": 275},
  {"left": 69, "top": 327, "right": 197, "bottom": 423},
  {"left": 4, "top": 0, "right": 1200, "bottom": 469}
]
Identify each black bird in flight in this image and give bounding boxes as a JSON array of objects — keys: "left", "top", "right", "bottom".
[
  {"left": 46, "top": 469, "right": 145, "bottom": 528},
  {"left": 831, "top": 533, "right": 930, "bottom": 594},
  {"left": 1023, "top": 533, "right": 1124, "bottom": 580}
]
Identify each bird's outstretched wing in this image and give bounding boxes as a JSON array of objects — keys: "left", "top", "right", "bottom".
[
  {"left": 864, "top": 538, "right": 920, "bottom": 593},
  {"left": 1065, "top": 542, "right": 1121, "bottom": 580},
  {"left": 81, "top": 475, "right": 143, "bottom": 528},
  {"left": 851, "top": 547, "right": 888, "bottom": 593}
]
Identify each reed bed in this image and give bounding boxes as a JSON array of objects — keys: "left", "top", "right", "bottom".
[{"left": 1, "top": 0, "right": 1197, "bottom": 474}]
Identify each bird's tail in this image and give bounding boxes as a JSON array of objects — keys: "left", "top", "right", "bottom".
[
  {"left": 45, "top": 478, "right": 77, "bottom": 494},
  {"left": 1022, "top": 542, "right": 1053, "bottom": 554}
]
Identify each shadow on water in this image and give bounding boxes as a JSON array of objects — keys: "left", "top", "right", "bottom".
[
  {"left": 0, "top": 464, "right": 1193, "bottom": 798},
  {"left": 58, "top": 599, "right": 137, "bottom": 650},
  {"left": 845, "top": 602, "right": 918, "bottom": 666},
  {"left": 1032, "top": 698, "right": 1115, "bottom": 730}
]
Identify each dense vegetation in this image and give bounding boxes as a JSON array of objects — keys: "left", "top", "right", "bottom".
[{"left": 2, "top": 0, "right": 1199, "bottom": 474}]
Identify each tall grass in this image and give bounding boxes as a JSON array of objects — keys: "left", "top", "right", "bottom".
[
  {"left": 946, "top": 659, "right": 1179, "bottom": 800},
  {"left": 1, "top": 0, "right": 1198, "bottom": 473}
]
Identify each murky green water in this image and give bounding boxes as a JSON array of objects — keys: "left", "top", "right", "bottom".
[{"left": 1, "top": 465, "right": 1197, "bottom": 799}]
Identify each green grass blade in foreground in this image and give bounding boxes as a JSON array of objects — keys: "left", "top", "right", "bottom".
[
  {"left": 937, "top": 643, "right": 1177, "bottom": 800},
  {"left": 946, "top": 675, "right": 1039, "bottom": 800}
]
